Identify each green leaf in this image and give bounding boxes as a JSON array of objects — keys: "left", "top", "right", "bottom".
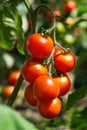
[
  {"left": 0, "top": 24, "right": 15, "bottom": 50},
  {"left": 69, "top": 107, "right": 87, "bottom": 130},
  {"left": 15, "top": 11, "right": 25, "bottom": 55},
  {"left": 0, "top": 0, "right": 25, "bottom": 54},
  {"left": 0, "top": 104, "right": 38, "bottom": 130},
  {"left": 66, "top": 86, "right": 87, "bottom": 110},
  {"left": 77, "top": 7, "right": 87, "bottom": 16}
]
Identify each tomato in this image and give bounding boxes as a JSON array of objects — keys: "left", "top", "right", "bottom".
[
  {"left": 37, "top": 97, "right": 61, "bottom": 118},
  {"left": 54, "top": 9, "right": 62, "bottom": 21},
  {"left": 45, "top": 9, "right": 61, "bottom": 21},
  {"left": 56, "top": 22, "right": 65, "bottom": 33},
  {"left": 33, "top": 75, "right": 60, "bottom": 101},
  {"left": 3, "top": 85, "right": 14, "bottom": 97},
  {"left": 65, "top": 0, "right": 76, "bottom": 12},
  {"left": 53, "top": 74, "right": 71, "bottom": 96},
  {"left": 65, "top": 17, "right": 75, "bottom": 26},
  {"left": 63, "top": 34, "right": 75, "bottom": 45},
  {"left": 24, "top": 84, "right": 37, "bottom": 106},
  {"left": 54, "top": 48, "right": 76, "bottom": 73},
  {"left": 26, "top": 33, "right": 54, "bottom": 59},
  {"left": 22, "top": 58, "right": 48, "bottom": 83},
  {"left": 8, "top": 70, "right": 21, "bottom": 85}
]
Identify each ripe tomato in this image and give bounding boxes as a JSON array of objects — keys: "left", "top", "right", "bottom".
[
  {"left": 33, "top": 75, "right": 60, "bottom": 101},
  {"left": 54, "top": 48, "right": 76, "bottom": 73},
  {"left": 65, "top": 0, "right": 76, "bottom": 12},
  {"left": 8, "top": 70, "right": 21, "bottom": 85},
  {"left": 24, "top": 84, "right": 37, "bottom": 106},
  {"left": 26, "top": 33, "right": 54, "bottom": 59},
  {"left": 3, "top": 85, "right": 14, "bottom": 97},
  {"left": 45, "top": 9, "right": 61, "bottom": 21},
  {"left": 37, "top": 97, "right": 61, "bottom": 118},
  {"left": 53, "top": 74, "right": 71, "bottom": 96},
  {"left": 22, "top": 58, "right": 48, "bottom": 83}
]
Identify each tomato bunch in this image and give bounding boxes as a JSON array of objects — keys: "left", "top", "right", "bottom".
[{"left": 22, "top": 32, "right": 76, "bottom": 119}]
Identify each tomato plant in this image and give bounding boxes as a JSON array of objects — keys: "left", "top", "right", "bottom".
[
  {"left": 37, "top": 97, "right": 61, "bottom": 118},
  {"left": 24, "top": 84, "right": 37, "bottom": 106},
  {"left": 26, "top": 33, "right": 54, "bottom": 59},
  {"left": 1, "top": 0, "right": 87, "bottom": 129},
  {"left": 22, "top": 58, "right": 48, "bottom": 83},
  {"left": 54, "top": 48, "right": 76, "bottom": 73},
  {"left": 33, "top": 75, "right": 60, "bottom": 101}
]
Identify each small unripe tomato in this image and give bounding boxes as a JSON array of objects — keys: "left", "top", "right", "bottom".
[
  {"left": 22, "top": 58, "right": 48, "bottom": 83},
  {"left": 3, "top": 85, "right": 14, "bottom": 97},
  {"left": 26, "top": 33, "right": 54, "bottom": 59},
  {"left": 33, "top": 75, "right": 60, "bottom": 101},
  {"left": 37, "top": 97, "right": 61, "bottom": 118},
  {"left": 63, "top": 34, "right": 75, "bottom": 45},
  {"left": 65, "top": 0, "right": 76, "bottom": 12},
  {"left": 24, "top": 84, "right": 37, "bottom": 106},
  {"left": 54, "top": 48, "right": 76, "bottom": 73},
  {"left": 8, "top": 70, "right": 21, "bottom": 85},
  {"left": 53, "top": 74, "right": 71, "bottom": 96},
  {"left": 56, "top": 22, "right": 65, "bottom": 33}
]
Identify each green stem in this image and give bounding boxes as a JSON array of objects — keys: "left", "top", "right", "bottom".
[
  {"left": 7, "top": 73, "right": 23, "bottom": 107},
  {"left": 34, "top": 4, "right": 55, "bottom": 33}
]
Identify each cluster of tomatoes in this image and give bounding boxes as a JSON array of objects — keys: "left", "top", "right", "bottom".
[
  {"left": 22, "top": 32, "right": 76, "bottom": 119},
  {"left": 45, "top": 0, "right": 76, "bottom": 21},
  {"left": 3, "top": 70, "right": 20, "bottom": 97}
]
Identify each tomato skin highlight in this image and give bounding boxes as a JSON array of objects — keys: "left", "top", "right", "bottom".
[
  {"left": 26, "top": 33, "right": 54, "bottom": 59},
  {"left": 37, "top": 97, "right": 61, "bottom": 119},
  {"left": 24, "top": 84, "right": 37, "bottom": 106},
  {"left": 22, "top": 58, "right": 48, "bottom": 83},
  {"left": 54, "top": 48, "right": 76, "bottom": 73},
  {"left": 53, "top": 74, "right": 71, "bottom": 96},
  {"left": 33, "top": 75, "right": 60, "bottom": 101}
]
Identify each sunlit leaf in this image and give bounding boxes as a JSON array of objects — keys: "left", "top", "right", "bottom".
[
  {"left": 66, "top": 86, "right": 87, "bottom": 110},
  {"left": 0, "top": 104, "right": 38, "bottom": 130}
]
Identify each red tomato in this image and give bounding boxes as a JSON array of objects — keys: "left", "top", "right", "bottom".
[
  {"left": 26, "top": 33, "right": 54, "bottom": 59},
  {"left": 65, "top": 0, "right": 76, "bottom": 12},
  {"left": 37, "top": 97, "right": 61, "bottom": 118},
  {"left": 54, "top": 48, "right": 76, "bottom": 73},
  {"left": 8, "top": 70, "right": 21, "bottom": 85},
  {"left": 45, "top": 9, "right": 61, "bottom": 21},
  {"left": 24, "top": 84, "right": 37, "bottom": 106},
  {"left": 22, "top": 58, "right": 48, "bottom": 83},
  {"left": 53, "top": 74, "right": 71, "bottom": 96},
  {"left": 33, "top": 75, "right": 60, "bottom": 101}
]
